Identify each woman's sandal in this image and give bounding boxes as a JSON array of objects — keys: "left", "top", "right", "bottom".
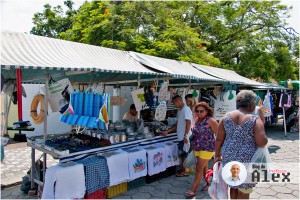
[
  {"left": 201, "top": 181, "right": 210, "bottom": 191},
  {"left": 201, "top": 185, "right": 210, "bottom": 191},
  {"left": 176, "top": 173, "right": 189, "bottom": 177},
  {"left": 185, "top": 190, "right": 196, "bottom": 198}
]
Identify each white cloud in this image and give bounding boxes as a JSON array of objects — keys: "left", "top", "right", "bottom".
[
  {"left": 0, "top": 0, "right": 83, "bottom": 33},
  {"left": 280, "top": 0, "right": 300, "bottom": 33}
]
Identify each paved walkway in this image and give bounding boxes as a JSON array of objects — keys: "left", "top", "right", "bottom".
[
  {"left": 1, "top": 125, "right": 299, "bottom": 199},
  {"left": 1, "top": 143, "right": 58, "bottom": 187}
]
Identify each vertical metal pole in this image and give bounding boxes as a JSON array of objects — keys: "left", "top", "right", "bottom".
[
  {"left": 283, "top": 107, "right": 287, "bottom": 137},
  {"left": 16, "top": 68, "right": 23, "bottom": 121},
  {"left": 43, "top": 74, "right": 49, "bottom": 182},
  {"left": 137, "top": 75, "right": 141, "bottom": 119},
  {"left": 30, "top": 148, "right": 35, "bottom": 189}
]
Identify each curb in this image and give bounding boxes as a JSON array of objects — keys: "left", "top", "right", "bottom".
[{"left": 1, "top": 182, "right": 22, "bottom": 190}]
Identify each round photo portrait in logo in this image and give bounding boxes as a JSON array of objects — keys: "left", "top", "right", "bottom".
[{"left": 222, "top": 161, "right": 247, "bottom": 187}]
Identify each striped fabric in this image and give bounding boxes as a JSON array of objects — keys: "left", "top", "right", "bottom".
[
  {"left": 192, "top": 63, "right": 264, "bottom": 86},
  {"left": 129, "top": 51, "right": 225, "bottom": 82},
  {"left": 60, "top": 92, "right": 110, "bottom": 129},
  {"left": 0, "top": 32, "right": 160, "bottom": 75}
]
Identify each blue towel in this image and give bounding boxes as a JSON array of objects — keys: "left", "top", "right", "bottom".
[
  {"left": 84, "top": 93, "right": 93, "bottom": 117},
  {"left": 75, "top": 156, "right": 110, "bottom": 194}
]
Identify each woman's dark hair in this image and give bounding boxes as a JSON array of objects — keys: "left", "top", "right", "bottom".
[
  {"left": 185, "top": 94, "right": 194, "bottom": 99},
  {"left": 130, "top": 104, "right": 136, "bottom": 110},
  {"left": 195, "top": 102, "right": 214, "bottom": 117}
]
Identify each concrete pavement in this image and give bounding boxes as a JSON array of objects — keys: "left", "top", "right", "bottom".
[{"left": 1, "top": 125, "right": 299, "bottom": 199}]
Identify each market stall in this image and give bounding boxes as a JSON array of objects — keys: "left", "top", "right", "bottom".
[
  {"left": 252, "top": 81, "right": 298, "bottom": 136},
  {"left": 1, "top": 32, "right": 266, "bottom": 199},
  {"left": 1, "top": 32, "right": 228, "bottom": 199}
]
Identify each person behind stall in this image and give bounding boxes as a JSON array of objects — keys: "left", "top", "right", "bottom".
[
  {"left": 185, "top": 102, "right": 218, "bottom": 198},
  {"left": 140, "top": 108, "right": 153, "bottom": 121},
  {"left": 215, "top": 90, "right": 268, "bottom": 199},
  {"left": 162, "top": 95, "right": 193, "bottom": 177},
  {"left": 185, "top": 94, "right": 197, "bottom": 118},
  {"left": 123, "top": 104, "right": 138, "bottom": 122}
]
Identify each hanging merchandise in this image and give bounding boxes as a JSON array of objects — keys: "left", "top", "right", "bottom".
[
  {"left": 295, "top": 94, "right": 299, "bottom": 106},
  {"left": 279, "top": 91, "right": 291, "bottom": 108},
  {"left": 62, "top": 102, "right": 74, "bottom": 115},
  {"left": 42, "top": 78, "right": 73, "bottom": 113},
  {"left": 192, "top": 89, "right": 198, "bottom": 97},
  {"left": 98, "top": 93, "right": 110, "bottom": 130},
  {"left": 262, "top": 92, "right": 272, "bottom": 117},
  {"left": 144, "top": 86, "right": 154, "bottom": 109},
  {"left": 60, "top": 90, "right": 110, "bottom": 130},
  {"left": 131, "top": 88, "right": 147, "bottom": 111},
  {"left": 168, "top": 88, "right": 176, "bottom": 107},
  {"left": 110, "top": 96, "right": 125, "bottom": 106},
  {"left": 30, "top": 94, "right": 45, "bottom": 125},
  {"left": 227, "top": 84, "right": 237, "bottom": 100},
  {"left": 256, "top": 96, "right": 263, "bottom": 107},
  {"left": 200, "top": 89, "right": 210, "bottom": 104},
  {"left": 158, "top": 82, "right": 169, "bottom": 102},
  {"left": 188, "top": 89, "right": 200, "bottom": 104},
  {"left": 214, "top": 90, "right": 236, "bottom": 121},
  {"left": 155, "top": 101, "right": 167, "bottom": 121},
  {"left": 213, "top": 87, "right": 221, "bottom": 100}
]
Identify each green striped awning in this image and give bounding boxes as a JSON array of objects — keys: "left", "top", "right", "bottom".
[{"left": 0, "top": 32, "right": 168, "bottom": 83}]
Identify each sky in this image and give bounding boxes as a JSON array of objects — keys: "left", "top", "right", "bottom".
[{"left": 0, "top": 0, "right": 300, "bottom": 34}]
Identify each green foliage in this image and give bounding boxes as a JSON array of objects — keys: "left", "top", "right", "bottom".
[{"left": 31, "top": 0, "right": 299, "bottom": 81}]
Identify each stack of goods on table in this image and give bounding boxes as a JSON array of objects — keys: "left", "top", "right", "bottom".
[{"left": 27, "top": 133, "right": 111, "bottom": 155}]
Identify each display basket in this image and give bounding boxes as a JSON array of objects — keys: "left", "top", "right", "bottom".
[{"left": 85, "top": 188, "right": 107, "bottom": 199}]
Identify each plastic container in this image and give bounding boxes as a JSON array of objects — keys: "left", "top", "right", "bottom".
[
  {"left": 85, "top": 188, "right": 107, "bottom": 199},
  {"left": 114, "top": 133, "right": 120, "bottom": 143},
  {"left": 121, "top": 132, "right": 127, "bottom": 142},
  {"left": 107, "top": 182, "right": 128, "bottom": 198},
  {"left": 109, "top": 133, "right": 115, "bottom": 144},
  {"left": 128, "top": 177, "right": 146, "bottom": 191}
]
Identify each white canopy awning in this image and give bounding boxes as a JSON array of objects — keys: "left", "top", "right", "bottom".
[
  {"left": 0, "top": 32, "right": 159, "bottom": 74},
  {"left": 129, "top": 51, "right": 224, "bottom": 82},
  {"left": 192, "top": 63, "right": 264, "bottom": 86}
]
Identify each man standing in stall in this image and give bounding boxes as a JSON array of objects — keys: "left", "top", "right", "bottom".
[{"left": 162, "top": 95, "right": 193, "bottom": 177}]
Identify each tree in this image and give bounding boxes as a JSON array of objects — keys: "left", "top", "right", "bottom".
[
  {"left": 30, "top": 0, "right": 299, "bottom": 81},
  {"left": 30, "top": 0, "right": 77, "bottom": 38}
]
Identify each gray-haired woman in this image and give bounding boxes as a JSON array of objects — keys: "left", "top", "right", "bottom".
[{"left": 215, "top": 90, "right": 268, "bottom": 199}]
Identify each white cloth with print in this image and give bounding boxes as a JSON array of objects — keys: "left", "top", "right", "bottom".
[
  {"left": 42, "top": 163, "right": 85, "bottom": 199},
  {"left": 155, "top": 142, "right": 176, "bottom": 168},
  {"left": 126, "top": 148, "right": 147, "bottom": 181},
  {"left": 170, "top": 142, "right": 180, "bottom": 166},
  {"left": 101, "top": 150, "right": 130, "bottom": 186},
  {"left": 145, "top": 146, "right": 166, "bottom": 176},
  {"left": 158, "top": 142, "right": 179, "bottom": 167}
]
